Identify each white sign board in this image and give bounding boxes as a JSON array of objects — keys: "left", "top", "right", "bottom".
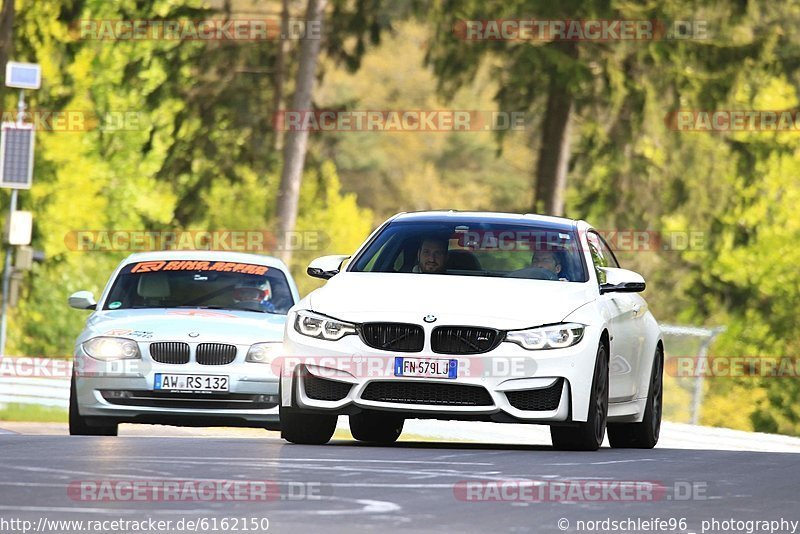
[
  {"left": 8, "top": 210, "right": 32, "bottom": 245},
  {"left": 5, "top": 62, "right": 41, "bottom": 90}
]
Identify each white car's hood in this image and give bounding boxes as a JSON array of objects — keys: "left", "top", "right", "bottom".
[
  {"left": 308, "top": 273, "right": 596, "bottom": 329},
  {"left": 81, "top": 308, "right": 286, "bottom": 345}
]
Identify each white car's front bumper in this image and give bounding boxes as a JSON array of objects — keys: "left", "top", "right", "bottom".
[{"left": 281, "top": 322, "right": 603, "bottom": 423}]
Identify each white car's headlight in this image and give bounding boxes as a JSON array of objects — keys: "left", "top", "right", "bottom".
[
  {"left": 246, "top": 342, "right": 282, "bottom": 364},
  {"left": 294, "top": 310, "right": 356, "bottom": 341},
  {"left": 505, "top": 323, "right": 585, "bottom": 350},
  {"left": 82, "top": 336, "right": 141, "bottom": 360}
]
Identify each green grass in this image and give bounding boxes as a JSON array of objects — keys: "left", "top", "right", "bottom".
[{"left": 0, "top": 403, "right": 68, "bottom": 423}]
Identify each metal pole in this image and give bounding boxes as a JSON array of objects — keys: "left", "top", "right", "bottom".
[
  {"left": 690, "top": 336, "right": 712, "bottom": 425},
  {"left": 689, "top": 327, "right": 725, "bottom": 425},
  {"left": 0, "top": 89, "right": 27, "bottom": 356},
  {"left": 16, "top": 89, "right": 25, "bottom": 124},
  {"left": 0, "top": 188, "right": 17, "bottom": 356}
]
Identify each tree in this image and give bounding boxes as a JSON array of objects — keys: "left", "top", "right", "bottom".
[
  {"left": 275, "top": 0, "right": 328, "bottom": 265},
  {"left": 0, "top": 0, "right": 14, "bottom": 79}
]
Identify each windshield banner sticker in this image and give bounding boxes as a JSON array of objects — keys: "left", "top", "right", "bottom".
[{"left": 129, "top": 260, "right": 268, "bottom": 275}]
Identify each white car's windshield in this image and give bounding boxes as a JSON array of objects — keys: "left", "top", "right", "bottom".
[
  {"left": 350, "top": 221, "right": 588, "bottom": 282},
  {"left": 102, "top": 260, "right": 294, "bottom": 314}
]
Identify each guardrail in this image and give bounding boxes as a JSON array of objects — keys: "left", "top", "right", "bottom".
[
  {"left": 0, "top": 357, "right": 71, "bottom": 409},
  {"left": 0, "top": 325, "right": 724, "bottom": 414}
]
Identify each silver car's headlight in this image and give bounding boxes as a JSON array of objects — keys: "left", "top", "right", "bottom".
[
  {"left": 294, "top": 310, "right": 356, "bottom": 341},
  {"left": 82, "top": 336, "right": 141, "bottom": 360},
  {"left": 246, "top": 342, "right": 283, "bottom": 364},
  {"left": 505, "top": 323, "right": 585, "bottom": 350}
]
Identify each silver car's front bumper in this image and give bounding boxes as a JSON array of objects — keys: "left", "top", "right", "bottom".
[{"left": 74, "top": 348, "right": 280, "bottom": 427}]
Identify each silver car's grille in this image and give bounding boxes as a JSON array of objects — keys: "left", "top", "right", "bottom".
[
  {"left": 196, "top": 343, "right": 237, "bottom": 365},
  {"left": 150, "top": 342, "right": 190, "bottom": 364},
  {"left": 431, "top": 326, "right": 502, "bottom": 354},
  {"left": 100, "top": 390, "right": 277, "bottom": 410}
]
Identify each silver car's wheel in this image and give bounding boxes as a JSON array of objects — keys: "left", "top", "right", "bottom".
[
  {"left": 69, "top": 375, "right": 117, "bottom": 436},
  {"left": 280, "top": 406, "right": 337, "bottom": 444}
]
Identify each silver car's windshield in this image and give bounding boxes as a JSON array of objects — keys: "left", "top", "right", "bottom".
[
  {"left": 102, "top": 260, "right": 294, "bottom": 314},
  {"left": 350, "top": 221, "right": 589, "bottom": 282}
]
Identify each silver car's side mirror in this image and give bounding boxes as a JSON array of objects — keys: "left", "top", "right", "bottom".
[
  {"left": 68, "top": 290, "right": 97, "bottom": 310},
  {"left": 307, "top": 255, "right": 350, "bottom": 280},
  {"left": 598, "top": 267, "right": 646, "bottom": 294}
]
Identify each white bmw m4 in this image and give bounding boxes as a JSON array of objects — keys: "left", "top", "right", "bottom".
[{"left": 280, "top": 211, "right": 663, "bottom": 450}]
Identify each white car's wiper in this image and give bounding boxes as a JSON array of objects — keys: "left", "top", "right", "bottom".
[{"left": 173, "top": 305, "right": 283, "bottom": 315}]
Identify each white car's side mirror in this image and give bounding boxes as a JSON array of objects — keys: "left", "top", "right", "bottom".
[
  {"left": 68, "top": 290, "right": 97, "bottom": 310},
  {"left": 598, "top": 267, "right": 646, "bottom": 294},
  {"left": 307, "top": 255, "right": 350, "bottom": 280}
]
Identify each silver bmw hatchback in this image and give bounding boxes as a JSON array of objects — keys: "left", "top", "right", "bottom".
[{"left": 68, "top": 250, "right": 299, "bottom": 435}]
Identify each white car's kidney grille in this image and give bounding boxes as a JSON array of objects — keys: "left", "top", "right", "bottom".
[
  {"left": 361, "top": 381, "right": 493, "bottom": 406},
  {"left": 430, "top": 326, "right": 502, "bottom": 354},
  {"left": 196, "top": 343, "right": 237, "bottom": 365},
  {"left": 505, "top": 379, "right": 563, "bottom": 411},
  {"left": 360, "top": 323, "right": 424, "bottom": 352},
  {"left": 150, "top": 342, "right": 190, "bottom": 364}
]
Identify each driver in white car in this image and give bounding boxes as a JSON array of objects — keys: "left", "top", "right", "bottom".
[
  {"left": 531, "top": 249, "right": 567, "bottom": 280},
  {"left": 412, "top": 237, "right": 448, "bottom": 274}
]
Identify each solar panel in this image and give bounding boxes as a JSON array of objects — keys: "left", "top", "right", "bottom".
[{"left": 0, "top": 123, "right": 35, "bottom": 189}]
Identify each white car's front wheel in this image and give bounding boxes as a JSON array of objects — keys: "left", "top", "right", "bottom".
[
  {"left": 608, "top": 345, "right": 663, "bottom": 449},
  {"left": 349, "top": 410, "right": 404, "bottom": 444},
  {"left": 550, "top": 342, "right": 608, "bottom": 451}
]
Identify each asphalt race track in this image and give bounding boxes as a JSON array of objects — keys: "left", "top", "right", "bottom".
[{"left": 0, "top": 422, "right": 799, "bottom": 534}]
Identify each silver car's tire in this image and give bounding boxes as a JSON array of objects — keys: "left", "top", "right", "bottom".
[
  {"left": 69, "top": 375, "right": 117, "bottom": 436},
  {"left": 280, "top": 406, "right": 336, "bottom": 444}
]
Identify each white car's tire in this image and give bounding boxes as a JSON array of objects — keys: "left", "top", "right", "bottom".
[
  {"left": 608, "top": 345, "right": 663, "bottom": 449},
  {"left": 349, "top": 410, "right": 404, "bottom": 444},
  {"left": 550, "top": 342, "right": 608, "bottom": 451}
]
